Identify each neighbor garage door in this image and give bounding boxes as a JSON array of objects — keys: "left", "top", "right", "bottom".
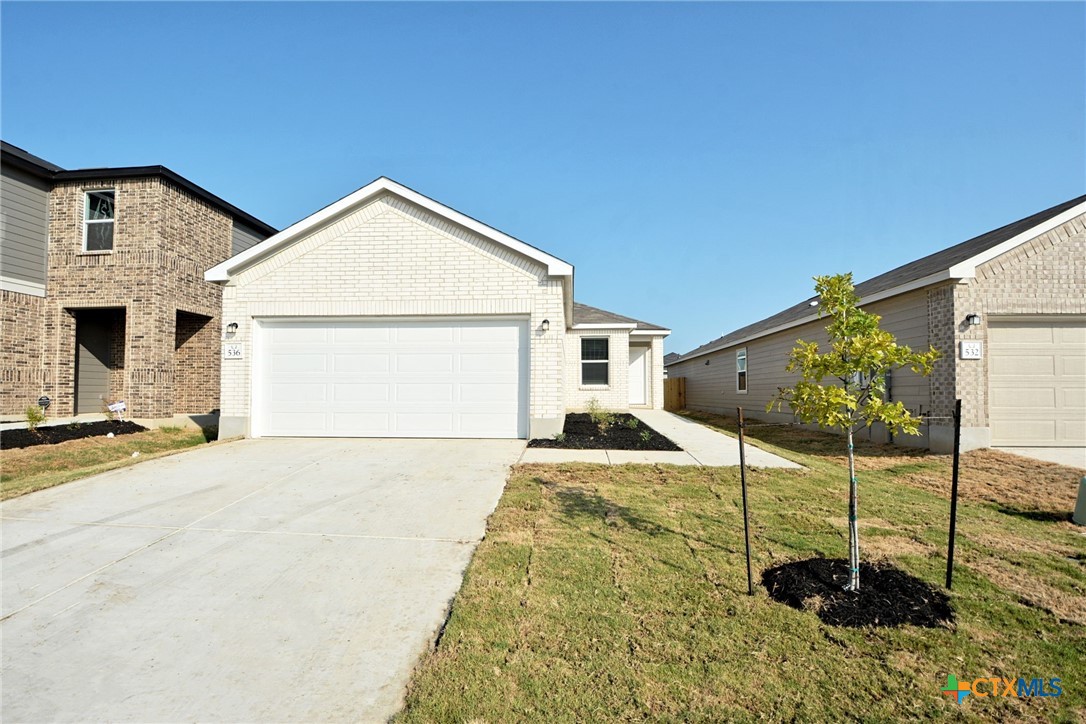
[
  {"left": 255, "top": 318, "right": 529, "bottom": 438},
  {"left": 989, "top": 317, "right": 1085, "bottom": 446}
]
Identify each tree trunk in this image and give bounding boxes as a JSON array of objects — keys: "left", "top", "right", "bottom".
[{"left": 845, "top": 426, "right": 860, "bottom": 591}]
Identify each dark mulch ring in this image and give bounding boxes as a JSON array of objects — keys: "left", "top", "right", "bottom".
[
  {"left": 528, "top": 413, "right": 681, "bottom": 451},
  {"left": 762, "top": 557, "right": 954, "bottom": 628},
  {"left": 1, "top": 420, "right": 149, "bottom": 450}
]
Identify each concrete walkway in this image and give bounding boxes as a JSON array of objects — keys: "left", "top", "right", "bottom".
[
  {"left": 1, "top": 437, "right": 523, "bottom": 723},
  {"left": 519, "top": 409, "right": 801, "bottom": 468}
]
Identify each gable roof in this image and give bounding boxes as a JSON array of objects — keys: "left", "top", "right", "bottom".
[
  {"left": 670, "top": 194, "right": 1086, "bottom": 365},
  {"left": 205, "top": 177, "right": 574, "bottom": 282},
  {"left": 1, "top": 140, "right": 276, "bottom": 236},
  {"left": 573, "top": 302, "right": 669, "bottom": 334}
]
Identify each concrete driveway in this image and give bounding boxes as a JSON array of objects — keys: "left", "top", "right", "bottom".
[{"left": 1, "top": 437, "right": 523, "bottom": 723}]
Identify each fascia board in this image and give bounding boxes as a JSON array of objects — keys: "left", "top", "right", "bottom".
[{"left": 206, "top": 177, "right": 573, "bottom": 282}]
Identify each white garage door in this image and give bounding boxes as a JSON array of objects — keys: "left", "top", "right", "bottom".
[
  {"left": 989, "top": 317, "right": 1085, "bottom": 447},
  {"left": 255, "top": 318, "right": 529, "bottom": 438}
]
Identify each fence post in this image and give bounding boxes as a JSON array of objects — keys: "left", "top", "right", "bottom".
[
  {"left": 737, "top": 407, "right": 754, "bottom": 596},
  {"left": 946, "top": 399, "right": 962, "bottom": 590}
]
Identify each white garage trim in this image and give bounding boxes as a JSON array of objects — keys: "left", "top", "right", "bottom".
[
  {"left": 989, "top": 315, "right": 1085, "bottom": 447},
  {"left": 252, "top": 317, "right": 530, "bottom": 439}
]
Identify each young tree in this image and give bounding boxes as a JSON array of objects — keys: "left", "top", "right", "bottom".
[{"left": 770, "top": 273, "right": 939, "bottom": 591}]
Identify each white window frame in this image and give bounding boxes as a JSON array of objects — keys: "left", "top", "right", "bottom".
[
  {"left": 580, "top": 336, "right": 610, "bottom": 386},
  {"left": 736, "top": 347, "right": 748, "bottom": 393},
  {"left": 83, "top": 189, "right": 116, "bottom": 253}
]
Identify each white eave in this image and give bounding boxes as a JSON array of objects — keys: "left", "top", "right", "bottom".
[
  {"left": 205, "top": 177, "right": 575, "bottom": 282},
  {"left": 669, "top": 199, "right": 1086, "bottom": 366}
]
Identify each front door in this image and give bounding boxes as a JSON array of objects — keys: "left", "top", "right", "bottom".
[
  {"left": 629, "top": 346, "right": 647, "bottom": 406},
  {"left": 75, "top": 312, "right": 112, "bottom": 414}
]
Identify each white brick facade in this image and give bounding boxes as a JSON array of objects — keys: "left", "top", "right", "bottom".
[
  {"left": 564, "top": 330, "right": 666, "bottom": 411},
  {"left": 219, "top": 193, "right": 569, "bottom": 437}
]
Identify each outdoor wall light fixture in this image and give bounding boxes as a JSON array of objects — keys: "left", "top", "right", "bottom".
[
  {"left": 965, "top": 313, "right": 981, "bottom": 326},
  {"left": 226, "top": 322, "right": 239, "bottom": 335},
  {"left": 705, "top": 359, "right": 711, "bottom": 365},
  {"left": 541, "top": 319, "right": 550, "bottom": 332}
]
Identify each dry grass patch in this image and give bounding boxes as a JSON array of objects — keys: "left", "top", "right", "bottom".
[{"left": 1, "top": 426, "right": 213, "bottom": 499}]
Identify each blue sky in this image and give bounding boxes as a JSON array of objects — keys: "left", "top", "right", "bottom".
[{"left": 3, "top": 2, "right": 1083, "bottom": 354}]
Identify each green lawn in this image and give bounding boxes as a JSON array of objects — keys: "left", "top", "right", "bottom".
[
  {"left": 398, "top": 412, "right": 1085, "bottom": 722},
  {"left": 1, "top": 425, "right": 215, "bottom": 500}
]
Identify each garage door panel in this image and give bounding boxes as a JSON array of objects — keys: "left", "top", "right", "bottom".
[
  {"left": 396, "top": 412, "right": 455, "bottom": 434},
  {"left": 994, "top": 388, "right": 1056, "bottom": 408},
  {"left": 267, "top": 411, "right": 326, "bottom": 434},
  {"left": 1064, "top": 389, "right": 1086, "bottom": 408},
  {"left": 333, "top": 383, "right": 389, "bottom": 403},
  {"left": 992, "top": 420, "right": 1055, "bottom": 441},
  {"left": 1063, "top": 420, "right": 1086, "bottom": 441},
  {"left": 331, "top": 412, "right": 389, "bottom": 434},
  {"left": 461, "top": 351, "right": 519, "bottom": 374},
  {"left": 990, "top": 318, "right": 1085, "bottom": 447},
  {"left": 1062, "top": 357, "right": 1085, "bottom": 376},
  {"left": 270, "top": 383, "right": 327, "bottom": 403},
  {"left": 989, "top": 354, "right": 1055, "bottom": 375},
  {"left": 334, "top": 354, "right": 389, "bottom": 374},
  {"left": 396, "top": 326, "right": 455, "bottom": 343},
  {"left": 271, "top": 353, "right": 327, "bottom": 375},
  {"left": 333, "top": 326, "right": 389, "bottom": 343},
  {"left": 460, "top": 382, "right": 518, "bottom": 404},
  {"left": 397, "top": 383, "right": 454, "bottom": 403},
  {"left": 1059, "top": 326, "right": 1086, "bottom": 344},
  {"left": 257, "top": 319, "right": 527, "bottom": 438},
  {"left": 460, "top": 413, "right": 519, "bottom": 436},
  {"left": 397, "top": 354, "right": 453, "bottom": 374},
  {"left": 270, "top": 326, "right": 327, "bottom": 344}
]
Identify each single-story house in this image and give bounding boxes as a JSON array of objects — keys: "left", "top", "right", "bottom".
[
  {"left": 204, "top": 177, "right": 669, "bottom": 440},
  {"left": 666, "top": 195, "right": 1085, "bottom": 453}
]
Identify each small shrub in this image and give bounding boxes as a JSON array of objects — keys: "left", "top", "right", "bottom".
[
  {"left": 553, "top": 432, "right": 566, "bottom": 443},
  {"left": 24, "top": 405, "right": 45, "bottom": 433},
  {"left": 624, "top": 417, "right": 639, "bottom": 429},
  {"left": 639, "top": 429, "right": 652, "bottom": 443},
  {"left": 585, "top": 397, "right": 616, "bottom": 433},
  {"left": 102, "top": 403, "right": 116, "bottom": 422}
]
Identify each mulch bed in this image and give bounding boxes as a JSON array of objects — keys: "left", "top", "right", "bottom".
[
  {"left": 528, "top": 413, "right": 681, "bottom": 451},
  {"left": 1, "top": 420, "right": 148, "bottom": 450},
  {"left": 762, "top": 558, "right": 954, "bottom": 628}
]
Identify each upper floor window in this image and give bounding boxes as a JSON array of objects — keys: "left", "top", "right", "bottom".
[
  {"left": 736, "top": 348, "right": 748, "bottom": 393},
  {"left": 84, "top": 190, "right": 115, "bottom": 251},
  {"left": 581, "top": 337, "right": 609, "bottom": 385}
]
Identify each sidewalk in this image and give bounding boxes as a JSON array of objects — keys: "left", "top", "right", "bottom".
[{"left": 518, "top": 409, "right": 801, "bottom": 468}]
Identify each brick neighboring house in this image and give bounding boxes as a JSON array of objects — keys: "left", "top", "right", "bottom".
[
  {"left": 666, "top": 196, "right": 1086, "bottom": 453},
  {"left": 1, "top": 141, "right": 275, "bottom": 419}
]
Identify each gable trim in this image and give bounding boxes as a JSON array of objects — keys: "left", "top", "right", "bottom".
[{"left": 206, "top": 177, "right": 573, "bottom": 282}]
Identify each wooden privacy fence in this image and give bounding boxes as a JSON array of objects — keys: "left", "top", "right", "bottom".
[{"left": 664, "top": 377, "right": 686, "bottom": 411}]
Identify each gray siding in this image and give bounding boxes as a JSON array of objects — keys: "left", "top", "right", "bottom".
[
  {"left": 231, "top": 221, "right": 266, "bottom": 256},
  {"left": 0, "top": 165, "right": 50, "bottom": 292},
  {"left": 669, "top": 289, "right": 934, "bottom": 447}
]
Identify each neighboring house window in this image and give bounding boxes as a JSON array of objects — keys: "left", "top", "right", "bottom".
[
  {"left": 581, "top": 338, "right": 609, "bottom": 385},
  {"left": 84, "top": 190, "right": 115, "bottom": 251},
  {"left": 736, "top": 348, "right": 747, "bottom": 393}
]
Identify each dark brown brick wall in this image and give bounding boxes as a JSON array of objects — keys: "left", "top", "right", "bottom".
[
  {"left": 10, "top": 176, "right": 237, "bottom": 418},
  {"left": 0, "top": 290, "right": 46, "bottom": 412},
  {"left": 174, "top": 312, "right": 218, "bottom": 414}
]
